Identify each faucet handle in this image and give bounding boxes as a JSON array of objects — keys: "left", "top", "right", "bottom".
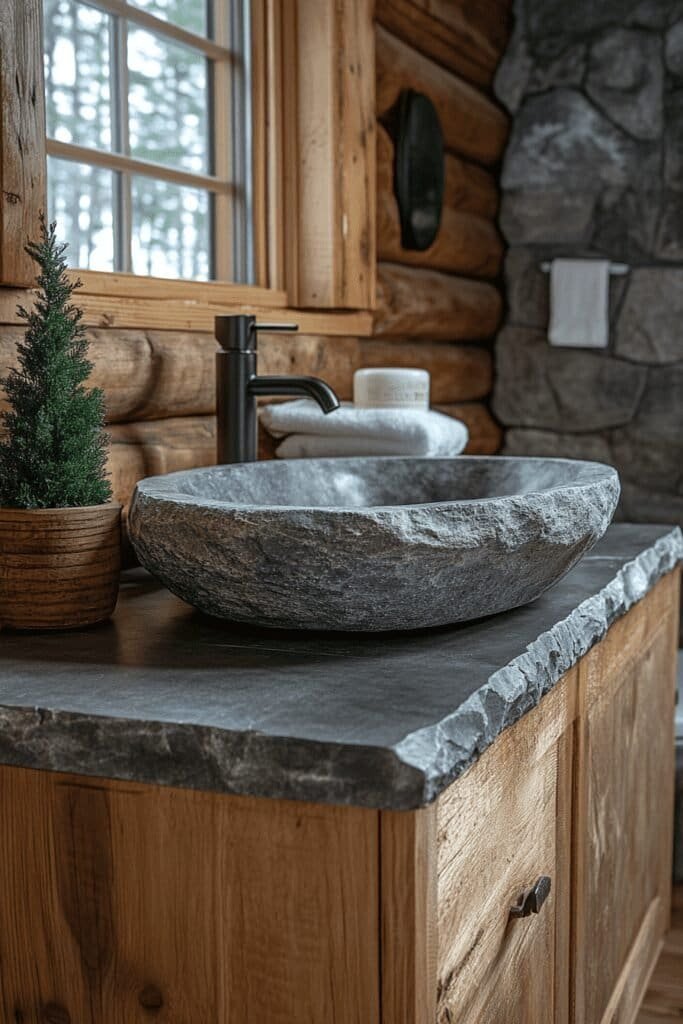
[
  {"left": 215, "top": 315, "right": 298, "bottom": 352},
  {"left": 255, "top": 323, "right": 298, "bottom": 333}
]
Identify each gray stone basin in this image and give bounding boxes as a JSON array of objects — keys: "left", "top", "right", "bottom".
[{"left": 128, "top": 456, "right": 620, "bottom": 631}]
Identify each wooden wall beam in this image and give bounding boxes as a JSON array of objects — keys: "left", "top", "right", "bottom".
[
  {"left": 411, "top": 0, "right": 512, "bottom": 60},
  {"left": 434, "top": 402, "right": 502, "bottom": 454},
  {"left": 376, "top": 26, "right": 508, "bottom": 167},
  {"left": 1, "top": 327, "right": 494, "bottom": 423},
  {"left": 291, "top": 0, "right": 375, "bottom": 309},
  {"left": 378, "top": 185, "right": 503, "bottom": 279},
  {"left": 0, "top": 0, "right": 46, "bottom": 286},
  {"left": 375, "top": 0, "right": 503, "bottom": 88},
  {"left": 355, "top": 339, "right": 493, "bottom": 402},
  {"left": 108, "top": 416, "right": 217, "bottom": 504},
  {"left": 375, "top": 263, "right": 502, "bottom": 340}
]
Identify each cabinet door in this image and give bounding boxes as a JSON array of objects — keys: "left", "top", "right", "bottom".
[
  {"left": 572, "top": 574, "right": 678, "bottom": 1024},
  {"left": 434, "top": 674, "right": 574, "bottom": 1024},
  {"left": 379, "top": 672, "right": 576, "bottom": 1024}
]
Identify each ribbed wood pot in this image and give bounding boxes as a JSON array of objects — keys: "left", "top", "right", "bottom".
[{"left": 0, "top": 504, "right": 121, "bottom": 630}]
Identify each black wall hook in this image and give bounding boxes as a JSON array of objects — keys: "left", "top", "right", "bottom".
[{"left": 394, "top": 89, "right": 445, "bottom": 252}]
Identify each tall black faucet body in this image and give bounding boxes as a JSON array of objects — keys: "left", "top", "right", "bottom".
[{"left": 215, "top": 315, "right": 340, "bottom": 464}]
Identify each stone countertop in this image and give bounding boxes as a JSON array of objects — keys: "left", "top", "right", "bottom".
[{"left": 0, "top": 523, "right": 681, "bottom": 810}]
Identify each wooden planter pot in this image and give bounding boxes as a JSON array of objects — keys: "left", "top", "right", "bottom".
[{"left": 0, "top": 504, "right": 122, "bottom": 630}]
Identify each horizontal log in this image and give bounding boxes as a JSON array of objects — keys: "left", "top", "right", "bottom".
[
  {"left": 94, "top": 329, "right": 214, "bottom": 423},
  {"left": 434, "top": 402, "right": 502, "bottom": 453},
  {"left": 374, "top": 263, "right": 502, "bottom": 340},
  {"left": 107, "top": 416, "right": 216, "bottom": 507},
  {"left": 1, "top": 327, "right": 218, "bottom": 423},
  {"left": 378, "top": 198, "right": 503, "bottom": 277},
  {"left": 412, "top": 0, "right": 512, "bottom": 58},
  {"left": 376, "top": 27, "right": 508, "bottom": 166},
  {"left": 377, "top": 124, "right": 498, "bottom": 222},
  {"left": 375, "top": 0, "right": 501, "bottom": 87},
  {"left": 1, "top": 326, "right": 492, "bottom": 422},
  {"left": 359, "top": 340, "right": 492, "bottom": 401},
  {"left": 377, "top": 135, "right": 503, "bottom": 276}
]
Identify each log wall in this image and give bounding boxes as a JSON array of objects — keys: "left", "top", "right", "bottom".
[{"left": 373, "top": 0, "right": 510, "bottom": 447}]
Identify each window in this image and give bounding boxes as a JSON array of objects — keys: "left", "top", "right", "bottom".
[
  {"left": 2, "top": 0, "right": 374, "bottom": 310},
  {"left": 43, "top": 0, "right": 254, "bottom": 282}
]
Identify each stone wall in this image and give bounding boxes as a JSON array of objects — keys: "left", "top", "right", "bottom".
[{"left": 492, "top": 0, "right": 683, "bottom": 526}]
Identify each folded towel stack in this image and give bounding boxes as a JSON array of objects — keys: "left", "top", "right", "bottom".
[{"left": 260, "top": 400, "right": 469, "bottom": 458}]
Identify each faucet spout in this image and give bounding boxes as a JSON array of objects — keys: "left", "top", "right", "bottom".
[
  {"left": 215, "top": 314, "right": 341, "bottom": 463},
  {"left": 248, "top": 375, "right": 340, "bottom": 414}
]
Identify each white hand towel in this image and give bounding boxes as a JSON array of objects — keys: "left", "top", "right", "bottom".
[
  {"left": 548, "top": 258, "right": 610, "bottom": 348},
  {"left": 260, "top": 400, "right": 469, "bottom": 458}
]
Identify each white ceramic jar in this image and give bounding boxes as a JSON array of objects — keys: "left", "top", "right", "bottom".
[{"left": 353, "top": 368, "right": 430, "bottom": 410}]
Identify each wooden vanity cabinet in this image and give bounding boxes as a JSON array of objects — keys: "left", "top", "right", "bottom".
[
  {"left": 381, "top": 569, "right": 679, "bottom": 1024},
  {"left": 0, "top": 572, "right": 678, "bottom": 1024}
]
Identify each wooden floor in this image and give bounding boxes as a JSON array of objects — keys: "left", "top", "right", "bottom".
[{"left": 637, "top": 888, "right": 683, "bottom": 1021}]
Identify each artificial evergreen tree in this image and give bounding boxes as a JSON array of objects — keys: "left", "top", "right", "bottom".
[{"left": 0, "top": 215, "right": 111, "bottom": 509}]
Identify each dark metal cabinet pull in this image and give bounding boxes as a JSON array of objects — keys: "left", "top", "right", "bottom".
[{"left": 509, "top": 876, "right": 552, "bottom": 920}]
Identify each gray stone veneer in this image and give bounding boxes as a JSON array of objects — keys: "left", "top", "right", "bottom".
[{"left": 493, "top": 0, "right": 683, "bottom": 534}]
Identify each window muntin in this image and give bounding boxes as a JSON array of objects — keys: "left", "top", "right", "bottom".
[
  {"left": 43, "top": 0, "right": 253, "bottom": 283},
  {"left": 128, "top": 0, "right": 208, "bottom": 35}
]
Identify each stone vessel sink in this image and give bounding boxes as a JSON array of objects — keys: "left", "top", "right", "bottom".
[{"left": 129, "top": 456, "right": 620, "bottom": 632}]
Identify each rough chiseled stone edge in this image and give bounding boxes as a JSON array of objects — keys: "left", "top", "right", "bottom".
[
  {"left": 0, "top": 528, "right": 680, "bottom": 811},
  {"left": 394, "top": 526, "right": 683, "bottom": 807}
]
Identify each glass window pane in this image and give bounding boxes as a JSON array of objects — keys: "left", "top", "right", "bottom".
[
  {"left": 127, "top": 0, "right": 209, "bottom": 37},
  {"left": 47, "top": 156, "right": 116, "bottom": 272},
  {"left": 43, "top": 0, "right": 112, "bottom": 150},
  {"left": 128, "top": 27, "right": 210, "bottom": 174},
  {"left": 131, "top": 176, "right": 210, "bottom": 280}
]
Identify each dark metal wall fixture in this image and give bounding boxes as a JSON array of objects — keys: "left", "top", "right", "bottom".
[{"left": 394, "top": 89, "right": 445, "bottom": 251}]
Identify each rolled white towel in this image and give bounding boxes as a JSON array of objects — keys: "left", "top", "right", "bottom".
[{"left": 259, "top": 400, "right": 469, "bottom": 458}]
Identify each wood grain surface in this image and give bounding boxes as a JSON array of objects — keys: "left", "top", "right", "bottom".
[
  {"left": 0, "top": 768, "right": 380, "bottom": 1023},
  {"left": 375, "top": 0, "right": 504, "bottom": 86},
  {"left": 293, "top": 0, "right": 376, "bottom": 308},
  {"left": 572, "top": 573, "right": 679, "bottom": 1024},
  {"left": 636, "top": 888, "right": 683, "bottom": 1022},
  {"left": 1, "top": 328, "right": 494, "bottom": 423},
  {"left": 0, "top": 504, "right": 121, "bottom": 628},
  {"left": 375, "top": 263, "right": 502, "bottom": 339},
  {"left": 0, "top": 0, "right": 46, "bottom": 286}
]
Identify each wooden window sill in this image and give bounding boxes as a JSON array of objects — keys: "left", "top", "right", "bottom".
[{"left": 0, "top": 279, "right": 373, "bottom": 337}]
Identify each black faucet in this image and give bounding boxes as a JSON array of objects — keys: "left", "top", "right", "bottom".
[{"left": 215, "top": 315, "right": 341, "bottom": 463}]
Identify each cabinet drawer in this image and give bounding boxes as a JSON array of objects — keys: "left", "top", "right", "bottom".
[{"left": 436, "top": 683, "right": 572, "bottom": 1024}]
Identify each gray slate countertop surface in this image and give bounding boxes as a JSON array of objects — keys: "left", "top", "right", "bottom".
[{"left": 0, "top": 523, "right": 681, "bottom": 810}]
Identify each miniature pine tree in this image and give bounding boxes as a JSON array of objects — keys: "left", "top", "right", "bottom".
[{"left": 0, "top": 215, "right": 112, "bottom": 509}]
